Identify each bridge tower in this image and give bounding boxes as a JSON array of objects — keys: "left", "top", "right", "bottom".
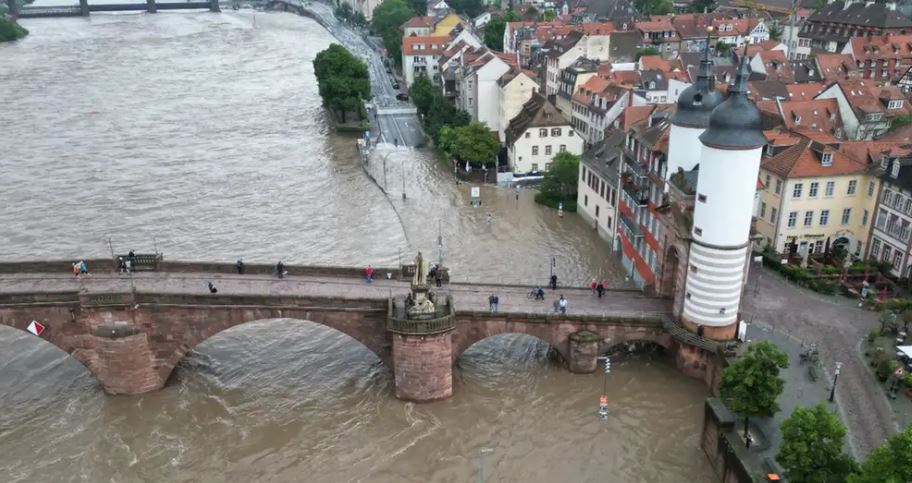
[
  {"left": 79, "top": 0, "right": 89, "bottom": 16},
  {"left": 681, "top": 51, "right": 767, "bottom": 340},
  {"left": 146, "top": 0, "right": 157, "bottom": 13},
  {"left": 666, "top": 28, "right": 723, "bottom": 179},
  {"left": 209, "top": 0, "right": 220, "bottom": 12}
]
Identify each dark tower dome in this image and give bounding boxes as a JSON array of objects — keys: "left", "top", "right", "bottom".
[
  {"left": 671, "top": 30, "right": 724, "bottom": 128},
  {"left": 699, "top": 51, "right": 768, "bottom": 150}
]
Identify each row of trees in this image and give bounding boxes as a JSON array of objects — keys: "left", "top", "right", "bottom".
[
  {"left": 719, "top": 340, "right": 912, "bottom": 482},
  {"left": 370, "top": 0, "right": 414, "bottom": 69},
  {"left": 313, "top": 44, "right": 371, "bottom": 124},
  {"left": 334, "top": 3, "right": 367, "bottom": 27}
]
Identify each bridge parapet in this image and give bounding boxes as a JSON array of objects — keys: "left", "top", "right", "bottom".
[{"left": 387, "top": 296, "right": 455, "bottom": 335}]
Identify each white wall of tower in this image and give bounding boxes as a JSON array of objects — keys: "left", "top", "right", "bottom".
[
  {"left": 666, "top": 124, "right": 704, "bottom": 180},
  {"left": 691, "top": 145, "right": 762, "bottom": 246}
]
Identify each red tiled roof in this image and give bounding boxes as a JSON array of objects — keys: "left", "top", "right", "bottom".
[
  {"left": 640, "top": 55, "right": 671, "bottom": 72},
  {"left": 402, "top": 36, "right": 446, "bottom": 56},
  {"left": 786, "top": 82, "right": 826, "bottom": 99},
  {"left": 815, "top": 53, "right": 859, "bottom": 82},
  {"left": 762, "top": 138, "right": 868, "bottom": 179},
  {"left": 756, "top": 99, "right": 843, "bottom": 137},
  {"left": 404, "top": 16, "right": 435, "bottom": 29},
  {"left": 579, "top": 22, "right": 615, "bottom": 35}
]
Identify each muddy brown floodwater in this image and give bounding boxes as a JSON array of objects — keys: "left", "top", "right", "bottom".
[{"left": 0, "top": 10, "right": 713, "bottom": 482}]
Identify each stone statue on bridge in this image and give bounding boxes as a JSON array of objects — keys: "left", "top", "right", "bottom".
[
  {"left": 408, "top": 251, "right": 435, "bottom": 317},
  {"left": 413, "top": 251, "right": 428, "bottom": 287}
]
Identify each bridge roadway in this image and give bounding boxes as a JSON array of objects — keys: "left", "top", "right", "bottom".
[{"left": 0, "top": 270, "right": 670, "bottom": 319}]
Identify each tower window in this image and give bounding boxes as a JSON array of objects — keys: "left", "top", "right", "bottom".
[
  {"left": 698, "top": 194, "right": 707, "bottom": 203},
  {"left": 693, "top": 93, "right": 703, "bottom": 106},
  {"left": 686, "top": 292, "right": 692, "bottom": 299},
  {"left": 694, "top": 227, "right": 703, "bottom": 236},
  {"left": 719, "top": 307, "right": 726, "bottom": 314},
  {"left": 690, "top": 264, "right": 698, "bottom": 273}
]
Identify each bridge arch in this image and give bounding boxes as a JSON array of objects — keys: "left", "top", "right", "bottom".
[
  {"left": 452, "top": 320, "right": 568, "bottom": 363},
  {"left": 453, "top": 331, "right": 566, "bottom": 364},
  {"left": 155, "top": 305, "right": 392, "bottom": 388}
]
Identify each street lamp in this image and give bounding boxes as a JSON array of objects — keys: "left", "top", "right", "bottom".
[
  {"left": 478, "top": 447, "right": 494, "bottom": 483},
  {"left": 829, "top": 361, "right": 843, "bottom": 403}
]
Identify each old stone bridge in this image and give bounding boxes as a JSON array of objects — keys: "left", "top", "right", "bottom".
[{"left": 0, "top": 259, "right": 722, "bottom": 402}]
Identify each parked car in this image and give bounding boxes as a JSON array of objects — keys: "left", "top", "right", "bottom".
[
  {"left": 396, "top": 93, "right": 409, "bottom": 101},
  {"left": 392, "top": 82, "right": 400, "bottom": 89}
]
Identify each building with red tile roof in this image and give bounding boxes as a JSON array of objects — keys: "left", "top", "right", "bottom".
[{"left": 844, "top": 33, "right": 912, "bottom": 82}]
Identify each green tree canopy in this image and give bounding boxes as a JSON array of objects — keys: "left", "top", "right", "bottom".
[
  {"left": 313, "top": 44, "right": 371, "bottom": 123},
  {"left": 483, "top": 11, "right": 520, "bottom": 51},
  {"left": 539, "top": 151, "right": 580, "bottom": 202},
  {"left": 768, "top": 22, "right": 783, "bottom": 41},
  {"left": 685, "top": 0, "right": 716, "bottom": 13},
  {"left": 447, "top": 122, "right": 499, "bottom": 166},
  {"left": 635, "top": 0, "right": 672, "bottom": 15},
  {"left": 540, "top": 10, "right": 556, "bottom": 21},
  {"left": 777, "top": 404, "right": 857, "bottom": 483},
  {"left": 0, "top": 17, "right": 28, "bottom": 42},
  {"left": 848, "top": 426, "right": 912, "bottom": 483},
  {"left": 371, "top": 0, "right": 415, "bottom": 68},
  {"left": 635, "top": 47, "right": 660, "bottom": 60},
  {"left": 449, "top": 0, "right": 484, "bottom": 17},
  {"left": 720, "top": 341, "right": 789, "bottom": 445},
  {"left": 410, "top": 74, "right": 436, "bottom": 115},
  {"left": 405, "top": 0, "right": 426, "bottom": 15}
]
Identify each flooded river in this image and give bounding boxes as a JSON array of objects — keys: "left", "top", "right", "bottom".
[{"left": 0, "top": 11, "right": 713, "bottom": 482}]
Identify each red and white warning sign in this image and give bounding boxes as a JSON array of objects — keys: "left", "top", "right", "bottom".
[{"left": 26, "top": 320, "right": 45, "bottom": 336}]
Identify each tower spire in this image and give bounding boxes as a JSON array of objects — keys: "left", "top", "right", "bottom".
[
  {"left": 731, "top": 40, "right": 751, "bottom": 96},
  {"left": 698, "top": 26, "right": 715, "bottom": 90}
]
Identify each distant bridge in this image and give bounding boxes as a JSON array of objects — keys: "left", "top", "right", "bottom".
[
  {"left": 0, "top": 258, "right": 725, "bottom": 402},
  {"left": 8, "top": 0, "right": 220, "bottom": 18}
]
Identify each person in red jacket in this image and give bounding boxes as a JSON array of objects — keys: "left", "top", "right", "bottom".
[{"left": 365, "top": 265, "right": 374, "bottom": 283}]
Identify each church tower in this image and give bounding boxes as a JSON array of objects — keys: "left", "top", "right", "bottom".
[
  {"left": 667, "top": 29, "right": 724, "bottom": 180},
  {"left": 681, "top": 52, "right": 767, "bottom": 340}
]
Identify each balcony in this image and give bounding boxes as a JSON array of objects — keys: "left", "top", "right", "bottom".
[
  {"left": 619, "top": 213, "right": 643, "bottom": 238},
  {"left": 622, "top": 181, "right": 650, "bottom": 207}
]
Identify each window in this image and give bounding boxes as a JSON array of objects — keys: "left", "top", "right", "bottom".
[
  {"left": 821, "top": 152, "right": 833, "bottom": 166},
  {"left": 847, "top": 179, "right": 857, "bottom": 195},
  {"left": 862, "top": 209, "right": 869, "bottom": 227},
  {"left": 559, "top": 144, "right": 566, "bottom": 153},
  {"left": 531, "top": 163, "right": 538, "bottom": 171},
  {"left": 841, "top": 208, "right": 852, "bottom": 225},
  {"left": 765, "top": 174, "right": 771, "bottom": 190},
  {"left": 551, "top": 128, "right": 562, "bottom": 136},
  {"left": 771, "top": 208, "right": 778, "bottom": 224},
  {"left": 690, "top": 264, "right": 698, "bottom": 273},
  {"left": 809, "top": 181, "right": 819, "bottom": 197},
  {"left": 804, "top": 210, "right": 814, "bottom": 227},
  {"left": 568, "top": 131, "right": 574, "bottom": 137},
  {"left": 760, "top": 202, "right": 767, "bottom": 218},
  {"left": 906, "top": 199, "right": 912, "bottom": 215},
  {"left": 545, "top": 163, "right": 552, "bottom": 171},
  {"left": 775, "top": 179, "right": 782, "bottom": 194},
  {"left": 868, "top": 180, "right": 876, "bottom": 196},
  {"left": 814, "top": 240, "right": 824, "bottom": 253},
  {"left": 581, "top": 166, "right": 587, "bottom": 180},
  {"left": 871, "top": 238, "right": 882, "bottom": 258},
  {"left": 788, "top": 211, "right": 798, "bottom": 227},
  {"left": 545, "top": 145, "right": 552, "bottom": 155},
  {"left": 539, "top": 128, "right": 548, "bottom": 137},
  {"left": 793, "top": 183, "right": 803, "bottom": 198},
  {"left": 820, "top": 209, "right": 829, "bottom": 226},
  {"left": 595, "top": 205, "right": 600, "bottom": 217},
  {"left": 698, "top": 194, "right": 707, "bottom": 203},
  {"left": 884, "top": 189, "right": 893, "bottom": 205},
  {"left": 532, "top": 146, "right": 539, "bottom": 155},
  {"left": 694, "top": 227, "right": 703, "bottom": 236},
  {"left": 584, "top": 195, "right": 588, "bottom": 206},
  {"left": 825, "top": 181, "right": 834, "bottom": 197},
  {"left": 524, "top": 132, "right": 530, "bottom": 138},
  {"left": 889, "top": 99, "right": 904, "bottom": 109}
]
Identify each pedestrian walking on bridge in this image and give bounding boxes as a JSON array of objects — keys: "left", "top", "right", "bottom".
[
  {"left": 558, "top": 295, "right": 567, "bottom": 315},
  {"left": 550, "top": 274, "right": 558, "bottom": 290},
  {"left": 275, "top": 261, "right": 285, "bottom": 279},
  {"left": 365, "top": 265, "right": 374, "bottom": 283},
  {"left": 596, "top": 283, "right": 605, "bottom": 299},
  {"left": 236, "top": 259, "right": 244, "bottom": 275},
  {"left": 208, "top": 282, "right": 218, "bottom": 294}
]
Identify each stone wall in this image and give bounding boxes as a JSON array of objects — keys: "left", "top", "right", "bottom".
[
  {"left": 701, "top": 398, "right": 755, "bottom": 483},
  {"left": 392, "top": 333, "right": 453, "bottom": 402}
]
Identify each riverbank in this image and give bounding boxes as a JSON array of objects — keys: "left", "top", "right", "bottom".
[{"left": 0, "top": 17, "right": 28, "bottom": 42}]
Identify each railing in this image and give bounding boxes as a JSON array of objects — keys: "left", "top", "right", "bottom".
[
  {"left": 386, "top": 295, "right": 456, "bottom": 335},
  {"left": 662, "top": 318, "right": 735, "bottom": 354}
]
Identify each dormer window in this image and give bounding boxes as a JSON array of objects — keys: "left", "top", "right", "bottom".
[
  {"left": 821, "top": 152, "right": 833, "bottom": 166},
  {"left": 693, "top": 93, "right": 703, "bottom": 106},
  {"left": 793, "top": 114, "right": 802, "bottom": 125},
  {"left": 889, "top": 99, "right": 904, "bottom": 109}
]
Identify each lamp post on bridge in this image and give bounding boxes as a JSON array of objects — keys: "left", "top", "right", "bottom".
[{"left": 829, "top": 361, "right": 843, "bottom": 403}]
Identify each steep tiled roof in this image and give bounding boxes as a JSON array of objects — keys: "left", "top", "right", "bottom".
[
  {"left": 815, "top": 53, "right": 858, "bottom": 82},
  {"left": 544, "top": 30, "right": 585, "bottom": 59},
  {"left": 762, "top": 137, "right": 868, "bottom": 179},
  {"left": 754, "top": 51, "right": 794, "bottom": 83},
  {"left": 808, "top": 1, "right": 912, "bottom": 29},
  {"left": 579, "top": 22, "right": 615, "bottom": 35},
  {"left": 749, "top": 80, "right": 789, "bottom": 101},
  {"left": 786, "top": 82, "right": 826, "bottom": 99},
  {"left": 404, "top": 16, "right": 436, "bottom": 29},
  {"left": 403, "top": 36, "right": 447, "bottom": 56},
  {"left": 505, "top": 92, "right": 570, "bottom": 146},
  {"left": 756, "top": 98, "right": 843, "bottom": 137},
  {"left": 639, "top": 55, "right": 671, "bottom": 71},
  {"left": 840, "top": 140, "right": 912, "bottom": 165},
  {"left": 833, "top": 80, "right": 912, "bottom": 119}
]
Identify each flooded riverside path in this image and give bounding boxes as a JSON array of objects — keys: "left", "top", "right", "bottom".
[{"left": 0, "top": 11, "right": 714, "bottom": 482}]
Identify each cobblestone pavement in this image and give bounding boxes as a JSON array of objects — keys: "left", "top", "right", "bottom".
[
  {"left": 742, "top": 266, "right": 900, "bottom": 457},
  {"left": 0, "top": 272, "right": 671, "bottom": 319}
]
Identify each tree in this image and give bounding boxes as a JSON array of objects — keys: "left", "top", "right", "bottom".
[
  {"left": 635, "top": 0, "right": 672, "bottom": 15},
  {"left": 536, "top": 152, "right": 580, "bottom": 209},
  {"left": 371, "top": 0, "right": 415, "bottom": 68},
  {"left": 540, "top": 10, "right": 556, "bottom": 21},
  {"left": 313, "top": 44, "right": 371, "bottom": 123},
  {"left": 849, "top": 426, "right": 912, "bottom": 483},
  {"left": 720, "top": 341, "right": 789, "bottom": 446},
  {"left": 716, "top": 41, "right": 732, "bottom": 54},
  {"left": 635, "top": 47, "right": 660, "bottom": 60},
  {"left": 685, "top": 0, "right": 716, "bottom": 13},
  {"left": 405, "top": 0, "right": 426, "bottom": 15},
  {"left": 768, "top": 22, "right": 783, "bottom": 41},
  {"left": 777, "top": 404, "right": 857, "bottom": 483},
  {"left": 410, "top": 74, "right": 435, "bottom": 115},
  {"left": 0, "top": 17, "right": 29, "bottom": 42},
  {"left": 449, "top": 122, "right": 500, "bottom": 166},
  {"left": 334, "top": 2, "right": 353, "bottom": 21},
  {"left": 449, "top": 0, "right": 484, "bottom": 17},
  {"left": 483, "top": 11, "right": 520, "bottom": 51}
]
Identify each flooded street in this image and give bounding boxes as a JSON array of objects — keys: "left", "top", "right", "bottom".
[{"left": 0, "top": 11, "right": 713, "bottom": 482}]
